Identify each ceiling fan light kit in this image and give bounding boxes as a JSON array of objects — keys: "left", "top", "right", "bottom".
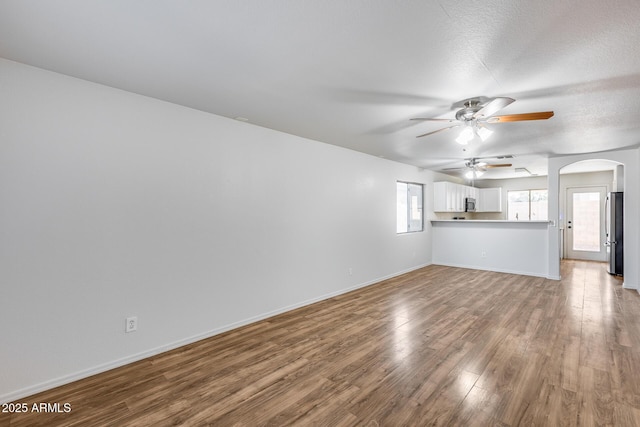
[
  {"left": 455, "top": 123, "right": 493, "bottom": 145},
  {"left": 412, "top": 96, "right": 553, "bottom": 145},
  {"left": 464, "top": 169, "right": 484, "bottom": 179}
]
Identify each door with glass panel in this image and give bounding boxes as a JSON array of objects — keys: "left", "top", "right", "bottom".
[{"left": 565, "top": 187, "right": 607, "bottom": 261}]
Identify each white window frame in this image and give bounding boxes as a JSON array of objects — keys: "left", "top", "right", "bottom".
[
  {"left": 397, "top": 181, "right": 423, "bottom": 233},
  {"left": 507, "top": 189, "right": 548, "bottom": 221}
]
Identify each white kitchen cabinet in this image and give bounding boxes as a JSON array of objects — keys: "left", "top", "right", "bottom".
[
  {"left": 434, "top": 181, "right": 476, "bottom": 212},
  {"left": 454, "top": 184, "right": 464, "bottom": 212},
  {"left": 434, "top": 181, "right": 453, "bottom": 212},
  {"left": 478, "top": 187, "right": 502, "bottom": 212},
  {"left": 434, "top": 182, "right": 500, "bottom": 213}
]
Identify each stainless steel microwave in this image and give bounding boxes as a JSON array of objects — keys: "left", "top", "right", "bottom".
[{"left": 465, "top": 197, "right": 476, "bottom": 212}]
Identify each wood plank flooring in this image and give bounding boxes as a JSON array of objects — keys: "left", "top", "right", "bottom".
[{"left": 3, "top": 260, "right": 640, "bottom": 426}]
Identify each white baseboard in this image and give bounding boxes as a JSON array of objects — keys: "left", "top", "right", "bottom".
[
  {"left": 431, "top": 261, "right": 550, "bottom": 279},
  {"left": 1, "top": 262, "right": 431, "bottom": 404}
]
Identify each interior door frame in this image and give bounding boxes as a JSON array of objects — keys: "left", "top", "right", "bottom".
[{"left": 565, "top": 186, "right": 608, "bottom": 261}]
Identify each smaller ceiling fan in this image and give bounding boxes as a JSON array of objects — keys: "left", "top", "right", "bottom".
[
  {"left": 443, "top": 157, "right": 513, "bottom": 179},
  {"left": 411, "top": 96, "right": 553, "bottom": 143}
]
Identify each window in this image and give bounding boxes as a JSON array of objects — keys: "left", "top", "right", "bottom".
[
  {"left": 571, "top": 191, "right": 601, "bottom": 252},
  {"left": 507, "top": 189, "right": 548, "bottom": 220},
  {"left": 397, "top": 181, "right": 423, "bottom": 233}
]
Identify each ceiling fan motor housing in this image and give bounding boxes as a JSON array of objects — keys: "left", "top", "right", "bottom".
[{"left": 455, "top": 98, "right": 484, "bottom": 122}]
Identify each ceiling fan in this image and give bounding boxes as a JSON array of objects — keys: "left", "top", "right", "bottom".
[
  {"left": 411, "top": 96, "right": 554, "bottom": 143},
  {"left": 443, "top": 156, "right": 513, "bottom": 179}
]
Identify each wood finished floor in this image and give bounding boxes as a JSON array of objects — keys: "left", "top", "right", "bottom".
[{"left": 3, "top": 261, "right": 640, "bottom": 426}]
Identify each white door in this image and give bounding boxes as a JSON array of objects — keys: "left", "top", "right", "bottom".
[{"left": 565, "top": 186, "right": 607, "bottom": 261}]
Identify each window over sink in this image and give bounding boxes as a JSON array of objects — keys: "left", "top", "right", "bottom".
[{"left": 507, "top": 189, "right": 548, "bottom": 220}]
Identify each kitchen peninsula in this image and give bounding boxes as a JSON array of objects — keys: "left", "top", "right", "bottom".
[{"left": 431, "top": 219, "right": 551, "bottom": 278}]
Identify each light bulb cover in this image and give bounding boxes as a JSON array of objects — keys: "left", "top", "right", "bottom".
[
  {"left": 465, "top": 169, "right": 485, "bottom": 179},
  {"left": 456, "top": 127, "right": 474, "bottom": 145},
  {"left": 476, "top": 126, "right": 493, "bottom": 141}
]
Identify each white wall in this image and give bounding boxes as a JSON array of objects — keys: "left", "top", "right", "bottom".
[
  {"left": 614, "top": 165, "right": 625, "bottom": 192},
  {"left": 559, "top": 170, "right": 614, "bottom": 201},
  {"left": 0, "top": 59, "right": 435, "bottom": 402}
]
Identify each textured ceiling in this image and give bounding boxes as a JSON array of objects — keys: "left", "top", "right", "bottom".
[{"left": 1, "top": 0, "right": 639, "bottom": 178}]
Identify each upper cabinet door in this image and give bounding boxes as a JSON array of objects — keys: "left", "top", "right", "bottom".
[
  {"left": 433, "top": 182, "right": 476, "bottom": 213},
  {"left": 478, "top": 187, "right": 502, "bottom": 212},
  {"left": 433, "top": 182, "right": 448, "bottom": 212}
]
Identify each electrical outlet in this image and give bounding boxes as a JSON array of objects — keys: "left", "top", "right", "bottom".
[
  {"left": 481, "top": 251, "right": 487, "bottom": 258},
  {"left": 348, "top": 268, "right": 353, "bottom": 276},
  {"left": 125, "top": 316, "right": 138, "bottom": 333}
]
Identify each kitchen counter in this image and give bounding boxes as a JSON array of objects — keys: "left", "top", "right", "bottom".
[{"left": 431, "top": 220, "right": 551, "bottom": 224}]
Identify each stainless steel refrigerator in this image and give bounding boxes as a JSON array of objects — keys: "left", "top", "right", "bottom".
[{"left": 605, "top": 192, "right": 623, "bottom": 276}]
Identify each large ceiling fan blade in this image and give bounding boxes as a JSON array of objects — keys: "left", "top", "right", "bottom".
[
  {"left": 410, "top": 117, "right": 456, "bottom": 122},
  {"left": 487, "top": 111, "right": 554, "bottom": 123},
  {"left": 485, "top": 163, "right": 513, "bottom": 168},
  {"left": 472, "top": 97, "right": 515, "bottom": 119},
  {"left": 416, "top": 125, "right": 460, "bottom": 138}
]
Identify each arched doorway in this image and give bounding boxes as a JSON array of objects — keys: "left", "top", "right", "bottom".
[
  {"left": 548, "top": 150, "right": 639, "bottom": 291},
  {"left": 558, "top": 160, "right": 622, "bottom": 265}
]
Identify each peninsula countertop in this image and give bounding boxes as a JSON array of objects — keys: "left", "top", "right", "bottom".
[{"left": 430, "top": 220, "right": 551, "bottom": 224}]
